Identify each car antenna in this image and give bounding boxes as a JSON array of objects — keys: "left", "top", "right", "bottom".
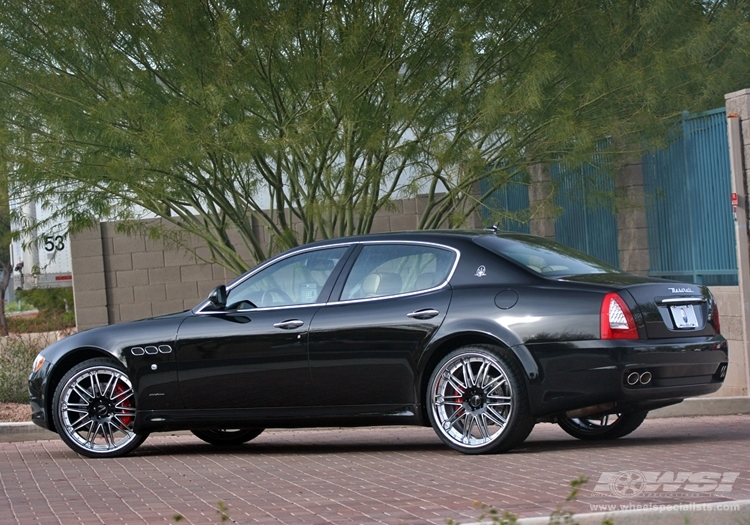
[{"left": 484, "top": 223, "right": 499, "bottom": 232}]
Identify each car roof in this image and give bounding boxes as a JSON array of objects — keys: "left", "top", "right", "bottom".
[{"left": 294, "top": 229, "right": 534, "bottom": 248}]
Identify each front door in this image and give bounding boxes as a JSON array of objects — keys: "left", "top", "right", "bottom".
[
  {"left": 176, "top": 307, "right": 318, "bottom": 409},
  {"left": 176, "top": 246, "right": 350, "bottom": 410}
]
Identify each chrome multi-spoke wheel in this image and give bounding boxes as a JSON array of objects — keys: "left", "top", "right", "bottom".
[
  {"left": 191, "top": 428, "right": 264, "bottom": 446},
  {"left": 52, "top": 358, "right": 147, "bottom": 458},
  {"left": 427, "top": 346, "right": 533, "bottom": 454},
  {"left": 558, "top": 410, "right": 648, "bottom": 441}
]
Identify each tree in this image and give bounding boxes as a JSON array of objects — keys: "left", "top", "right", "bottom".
[
  {"left": 0, "top": 160, "right": 12, "bottom": 336},
  {"left": 0, "top": 0, "right": 748, "bottom": 274}
]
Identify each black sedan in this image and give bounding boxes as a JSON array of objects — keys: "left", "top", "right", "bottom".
[{"left": 29, "top": 230, "right": 727, "bottom": 457}]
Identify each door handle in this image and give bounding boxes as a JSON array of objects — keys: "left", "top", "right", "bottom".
[
  {"left": 273, "top": 319, "right": 305, "bottom": 329},
  {"left": 406, "top": 309, "right": 440, "bottom": 320}
]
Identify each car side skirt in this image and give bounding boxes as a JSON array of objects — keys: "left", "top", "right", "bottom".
[{"left": 134, "top": 404, "right": 422, "bottom": 433}]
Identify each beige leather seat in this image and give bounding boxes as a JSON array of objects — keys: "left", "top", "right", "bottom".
[{"left": 362, "top": 272, "right": 402, "bottom": 297}]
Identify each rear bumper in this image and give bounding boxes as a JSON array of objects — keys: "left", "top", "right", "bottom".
[{"left": 524, "top": 335, "right": 728, "bottom": 417}]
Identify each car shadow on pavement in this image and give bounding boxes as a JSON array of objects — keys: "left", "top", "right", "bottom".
[
  {"left": 514, "top": 433, "right": 740, "bottom": 455},
  {"left": 124, "top": 426, "right": 738, "bottom": 458},
  {"left": 131, "top": 441, "right": 449, "bottom": 457}
]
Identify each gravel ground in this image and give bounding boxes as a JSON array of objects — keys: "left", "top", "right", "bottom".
[{"left": 0, "top": 403, "right": 30, "bottom": 423}]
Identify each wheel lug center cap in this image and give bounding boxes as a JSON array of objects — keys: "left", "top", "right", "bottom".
[{"left": 464, "top": 387, "right": 484, "bottom": 409}]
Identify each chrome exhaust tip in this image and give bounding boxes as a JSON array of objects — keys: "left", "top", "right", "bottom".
[
  {"left": 626, "top": 372, "right": 640, "bottom": 386},
  {"left": 639, "top": 371, "right": 652, "bottom": 385}
]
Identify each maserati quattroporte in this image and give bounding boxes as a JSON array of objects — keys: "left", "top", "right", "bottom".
[{"left": 29, "top": 230, "right": 727, "bottom": 457}]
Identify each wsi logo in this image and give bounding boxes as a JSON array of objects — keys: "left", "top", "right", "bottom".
[{"left": 593, "top": 471, "right": 739, "bottom": 498}]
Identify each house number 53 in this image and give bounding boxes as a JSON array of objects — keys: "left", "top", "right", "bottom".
[{"left": 44, "top": 235, "right": 65, "bottom": 252}]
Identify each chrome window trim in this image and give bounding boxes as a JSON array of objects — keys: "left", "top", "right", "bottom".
[
  {"left": 198, "top": 302, "right": 328, "bottom": 314},
  {"left": 332, "top": 281, "right": 451, "bottom": 306},
  {"left": 194, "top": 239, "right": 461, "bottom": 314}
]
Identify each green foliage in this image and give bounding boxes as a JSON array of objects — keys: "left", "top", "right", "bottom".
[
  {"left": 7, "top": 311, "right": 76, "bottom": 334},
  {"left": 5, "top": 300, "right": 36, "bottom": 314},
  {"left": 1, "top": 1, "right": 748, "bottom": 272},
  {"left": 0, "top": 336, "right": 43, "bottom": 403},
  {"left": 16, "top": 288, "right": 74, "bottom": 315},
  {"left": 216, "top": 501, "right": 229, "bottom": 523},
  {"left": 172, "top": 501, "right": 229, "bottom": 523}
]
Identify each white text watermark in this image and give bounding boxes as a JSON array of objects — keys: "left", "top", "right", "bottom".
[
  {"left": 589, "top": 502, "right": 741, "bottom": 513},
  {"left": 592, "top": 471, "right": 740, "bottom": 498}
]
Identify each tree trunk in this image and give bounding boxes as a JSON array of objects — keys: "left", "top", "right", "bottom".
[{"left": 0, "top": 263, "right": 10, "bottom": 337}]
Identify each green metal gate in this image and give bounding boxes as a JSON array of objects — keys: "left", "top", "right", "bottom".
[{"left": 643, "top": 108, "right": 737, "bottom": 285}]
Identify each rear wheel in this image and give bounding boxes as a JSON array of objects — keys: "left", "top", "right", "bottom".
[
  {"left": 558, "top": 411, "right": 648, "bottom": 440},
  {"left": 191, "top": 428, "right": 264, "bottom": 446},
  {"left": 52, "top": 357, "right": 147, "bottom": 458},
  {"left": 427, "top": 345, "right": 534, "bottom": 454}
]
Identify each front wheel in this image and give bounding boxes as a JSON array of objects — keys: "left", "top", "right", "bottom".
[
  {"left": 52, "top": 357, "right": 148, "bottom": 458},
  {"left": 558, "top": 411, "right": 648, "bottom": 441},
  {"left": 191, "top": 428, "right": 264, "bottom": 446},
  {"left": 427, "top": 345, "right": 534, "bottom": 454}
]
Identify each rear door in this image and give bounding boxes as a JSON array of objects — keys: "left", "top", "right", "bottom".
[{"left": 308, "top": 242, "right": 457, "bottom": 408}]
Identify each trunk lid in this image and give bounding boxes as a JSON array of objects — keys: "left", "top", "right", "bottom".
[{"left": 562, "top": 275, "right": 719, "bottom": 339}]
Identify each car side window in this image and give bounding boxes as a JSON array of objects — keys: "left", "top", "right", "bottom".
[
  {"left": 227, "top": 247, "right": 348, "bottom": 308},
  {"left": 341, "top": 244, "right": 455, "bottom": 300}
]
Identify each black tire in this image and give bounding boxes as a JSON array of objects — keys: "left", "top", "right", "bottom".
[
  {"left": 426, "top": 345, "right": 534, "bottom": 454},
  {"left": 191, "top": 428, "right": 264, "bottom": 446},
  {"left": 52, "top": 357, "right": 148, "bottom": 458},
  {"left": 558, "top": 411, "right": 648, "bottom": 441}
]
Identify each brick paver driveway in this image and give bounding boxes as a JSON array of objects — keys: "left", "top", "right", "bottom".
[{"left": 1, "top": 415, "right": 749, "bottom": 524}]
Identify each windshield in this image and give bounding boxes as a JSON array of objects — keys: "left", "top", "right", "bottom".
[{"left": 474, "top": 234, "right": 623, "bottom": 277}]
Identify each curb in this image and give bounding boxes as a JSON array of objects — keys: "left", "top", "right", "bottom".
[
  {"left": 504, "top": 498, "right": 750, "bottom": 525},
  {"left": 0, "top": 422, "right": 58, "bottom": 443},
  {"left": 648, "top": 396, "right": 750, "bottom": 418}
]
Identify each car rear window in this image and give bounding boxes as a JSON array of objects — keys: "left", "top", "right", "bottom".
[{"left": 474, "top": 234, "right": 623, "bottom": 277}]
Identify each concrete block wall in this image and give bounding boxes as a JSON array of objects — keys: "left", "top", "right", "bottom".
[
  {"left": 723, "top": 88, "right": 750, "bottom": 400},
  {"left": 71, "top": 220, "right": 230, "bottom": 330},
  {"left": 528, "top": 164, "right": 556, "bottom": 239},
  {"left": 70, "top": 225, "right": 108, "bottom": 331},
  {"left": 709, "top": 286, "right": 747, "bottom": 397},
  {"left": 615, "top": 159, "right": 650, "bottom": 275}
]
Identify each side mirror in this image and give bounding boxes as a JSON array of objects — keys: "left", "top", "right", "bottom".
[{"left": 208, "top": 285, "right": 227, "bottom": 308}]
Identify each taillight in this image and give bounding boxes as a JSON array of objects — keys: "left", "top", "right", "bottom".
[
  {"left": 711, "top": 303, "right": 721, "bottom": 334},
  {"left": 600, "top": 292, "right": 639, "bottom": 340}
]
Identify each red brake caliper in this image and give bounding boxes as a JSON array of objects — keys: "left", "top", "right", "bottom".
[
  {"left": 454, "top": 388, "right": 463, "bottom": 419},
  {"left": 114, "top": 382, "right": 134, "bottom": 428}
]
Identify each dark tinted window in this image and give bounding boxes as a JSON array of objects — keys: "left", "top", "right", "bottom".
[{"left": 475, "top": 234, "right": 622, "bottom": 277}]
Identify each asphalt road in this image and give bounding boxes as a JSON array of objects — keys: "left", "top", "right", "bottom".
[{"left": 1, "top": 415, "right": 749, "bottom": 524}]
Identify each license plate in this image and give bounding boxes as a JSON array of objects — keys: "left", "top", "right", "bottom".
[{"left": 671, "top": 304, "right": 699, "bottom": 329}]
